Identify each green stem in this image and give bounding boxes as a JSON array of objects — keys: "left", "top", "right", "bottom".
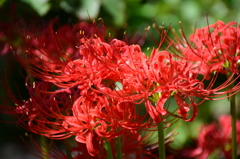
[
  {"left": 40, "top": 136, "right": 49, "bottom": 159},
  {"left": 230, "top": 94, "right": 237, "bottom": 159},
  {"left": 227, "top": 72, "right": 237, "bottom": 159},
  {"left": 63, "top": 139, "right": 73, "bottom": 159},
  {"left": 105, "top": 139, "right": 114, "bottom": 159},
  {"left": 115, "top": 137, "right": 122, "bottom": 159},
  {"left": 158, "top": 120, "right": 165, "bottom": 159}
]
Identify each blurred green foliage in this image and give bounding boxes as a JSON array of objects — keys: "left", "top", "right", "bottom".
[{"left": 2, "top": 0, "right": 240, "bottom": 32}]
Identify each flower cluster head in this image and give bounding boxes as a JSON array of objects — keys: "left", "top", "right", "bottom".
[
  {"left": 2, "top": 19, "right": 240, "bottom": 157},
  {"left": 174, "top": 115, "right": 240, "bottom": 159},
  {"left": 176, "top": 20, "right": 240, "bottom": 79}
]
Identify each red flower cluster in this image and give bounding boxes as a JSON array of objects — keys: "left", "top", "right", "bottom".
[
  {"left": 174, "top": 21, "right": 240, "bottom": 81},
  {"left": 2, "top": 20, "right": 240, "bottom": 157},
  {"left": 175, "top": 115, "right": 240, "bottom": 159}
]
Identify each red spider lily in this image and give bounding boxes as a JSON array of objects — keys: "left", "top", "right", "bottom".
[
  {"left": 75, "top": 37, "right": 167, "bottom": 123},
  {"left": 147, "top": 49, "right": 203, "bottom": 122},
  {"left": 172, "top": 115, "right": 240, "bottom": 159},
  {"left": 12, "top": 21, "right": 105, "bottom": 86},
  {"left": 3, "top": 77, "right": 149, "bottom": 156},
  {"left": 7, "top": 18, "right": 237, "bottom": 157},
  {"left": 11, "top": 19, "right": 166, "bottom": 126},
  {"left": 10, "top": 19, "right": 239, "bottom": 128},
  {"left": 62, "top": 90, "right": 149, "bottom": 156},
  {"left": 74, "top": 36, "right": 202, "bottom": 123},
  {"left": 152, "top": 21, "right": 240, "bottom": 103},
  {"left": 195, "top": 115, "right": 240, "bottom": 158},
  {"left": 174, "top": 20, "right": 240, "bottom": 79},
  {"left": 5, "top": 21, "right": 165, "bottom": 156},
  {"left": 77, "top": 37, "right": 149, "bottom": 99},
  {"left": 1, "top": 78, "right": 81, "bottom": 137}
]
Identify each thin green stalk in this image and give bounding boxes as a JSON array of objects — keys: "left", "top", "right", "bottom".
[
  {"left": 227, "top": 72, "right": 237, "bottom": 159},
  {"left": 63, "top": 139, "right": 73, "bottom": 159},
  {"left": 105, "top": 139, "right": 114, "bottom": 159},
  {"left": 158, "top": 120, "right": 165, "bottom": 159},
  {"left": 40, "top": 136, "right": 49, "bottom": 159},
  {"left": 115, "top": 137, "right": 122, "bottom": 159},
  {"left": 230, "top": 94, "right": 237, "bottom": 159}
]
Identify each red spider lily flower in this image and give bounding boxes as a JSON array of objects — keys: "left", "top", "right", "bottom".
[
  {"left": 4, "top": 19, "right": 215, "bottom": 157},
  {"left": 156, "top": 21, "right": 240, "bottom": 102},
  {"left": 12, "top": 21, "right": 104, "bottom": 86},
  {"left": 77, "top": 36, "right": 202, "bottom": 123},
  {"left": 6, "top": 23, "right": 162, "bottom": 156},
  {"left": 173, "top": 115, "right": 240, "bottom": 159},
  {"left": 62, "top": 90, "right": 148, "bottom": 156},
  {"left": 62, "top": 95, "right": 112, "bottom": 156},
  {"left": 147, "top": 49, "right": 203, "bottom": 122},
  {"left": 78, "top": 37, "right": 149, "bottom": 99},
  {"left": 76, "top": 37, "right": 165, "bottom": 123},
  {"left": 175, "top": 20, "right": 240, "bottom": 79},
  {"left": 1, "top": 78, "right": 81, "bottom": 138},
  {"left": 12, "top": 19, "right": 165, "bottom": 125},
  {"left": 11, "top": 19, "right": 239, "bottom": 127}
]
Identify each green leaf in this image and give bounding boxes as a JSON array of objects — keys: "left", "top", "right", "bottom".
[
  {"left": 102, "top": 0, "right": 126, "bottom": 26},
  {"left": 21, "top": 0, "right": 51, "bottom": 16},
  {"left": 77, "top": 0, "right": 101, "bottom": 19}
]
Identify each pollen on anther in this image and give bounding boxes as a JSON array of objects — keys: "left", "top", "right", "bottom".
[
  {"left": 69, "top": 95, "right": 72, "bottom": 99},
  {"left": 33, "top": 82, "right": 35, "bottom": 88},
  {"left": 29, "top": 98, "right": 32, "bottom": 102},
  {"left": 145, "top": 26, "right": 150, "bottom": 31},
  {"left": 25, "top": 83, "right": 28, "bottom": 87},
  {"left": 159, "top": 26, "right": 164, "bottom": 29}
]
